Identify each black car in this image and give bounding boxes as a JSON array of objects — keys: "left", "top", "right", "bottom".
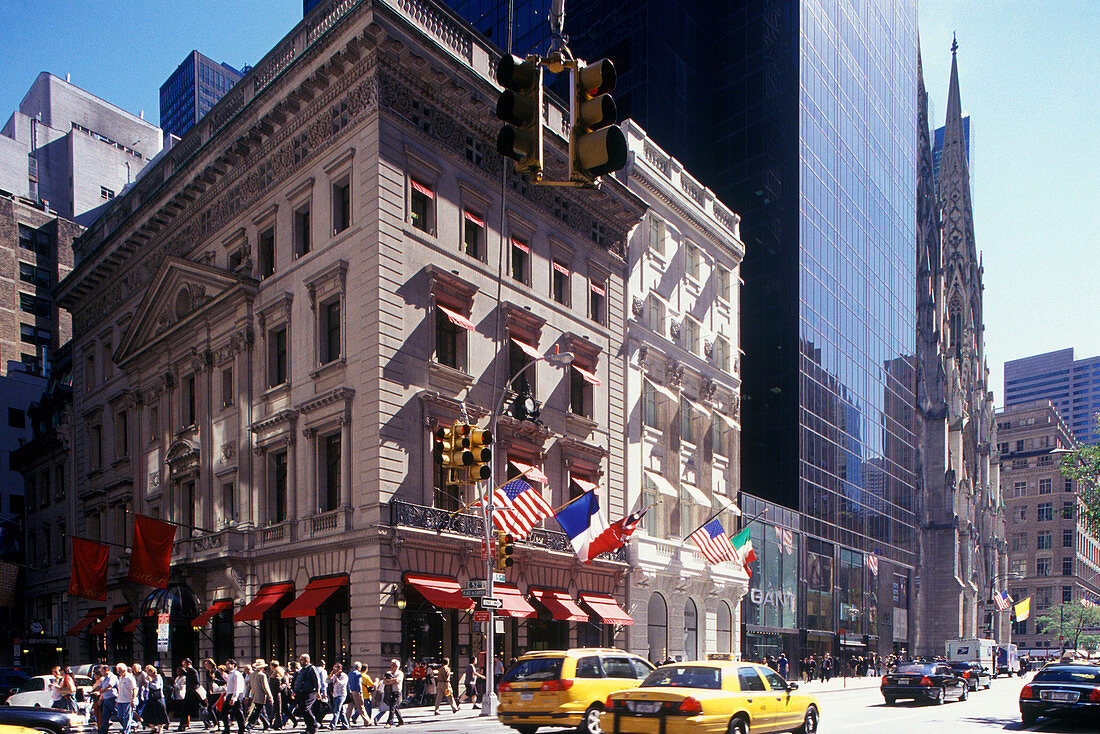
[
  {"left": 1019, "top": 662, "right": 1100, "bottom": 726},
  {"left": 0, "top": 706, "right": 78, "bottom": 734},
  {"left": 881, "top": 662, "right": 968, "bottom": 705},
  {"left": 947, "top": 661, "right": 992, "bottom": 691}
]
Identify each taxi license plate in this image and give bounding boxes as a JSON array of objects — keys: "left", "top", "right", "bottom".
[
  {"left": 520, "top": 693, "right": 534, "bottom": 701},
  {"left": 1040, "top": 690, "right": 1078, "bottom": 702},
  {"left": 626, "top": 701, "right": 662, "bottom": 713}
]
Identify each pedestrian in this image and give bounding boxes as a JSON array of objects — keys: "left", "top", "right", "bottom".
[
  {"left": 432, "top": 658, "right": 458, "bottom": 715},
  {"left": 807, "top": 656, "right": 816, "bottom": 683},
  {"left": 246, "top": 660, "right": 273, "bottom": 731},
  {"left": 221, "top": 659, "right": 246, "bottom": 734},
  {"left": 203, "top": 659, "right": 225, "bottom": 730},
  {"left": 133, "top": 664, "right": 148, "bottom": 727},
  {"left": 55, "top": 666, "right": 79, "bottom": 712},
  {"left": 98, "top": 664, "right": 119, "bottom": 734},
  {"left": 116, "top": 664, "right": 138, "bottom": 734},
  {"left": 327, "top": 664, "right": 348, "bottom": 730},
  {"left": 293, "top": 654, "right": 320, "bottom": 734},
  {"left": 380, "top": 659, "right": 404, "bottom": 728},
  {"left": 143, "top": 666, "right": 170, "bottom": 734},
  {"left": 312, "top": 660, "right": 329, "bottom": 724},
  {"left": 777, "top": 653, "right": 789, "bottom": 681}
]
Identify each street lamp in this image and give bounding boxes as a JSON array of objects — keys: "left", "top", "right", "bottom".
[{"left": 480, "top": 348, "right": 574, "bottom": 717}]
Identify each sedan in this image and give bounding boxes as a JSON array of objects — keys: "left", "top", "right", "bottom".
[
  {"left": 603, "top": 659, "right": 820, "bottom": 734},
  {"left": 4, "top": 677, "right": 92, "bottom": 712},
  {"left": 1019, "top": 662, "right": 1100, "bottom": 726},
  {"left": 881, "top": 663, "right": 968, "bottom": 705},
  {"left": 0, "top": 706, "right": 82, "bottom": 734},
  {"left": 947, "top": 661, "right": 991, "bottom": 691}
]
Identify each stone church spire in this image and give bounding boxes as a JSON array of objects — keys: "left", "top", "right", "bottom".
[{"left": 916, "top": 42, "right": 944, "bottom": 414}]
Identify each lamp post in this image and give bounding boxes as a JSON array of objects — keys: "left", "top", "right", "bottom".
[{"left": 480, "top": 348, "right": 574, "bottom": 717}]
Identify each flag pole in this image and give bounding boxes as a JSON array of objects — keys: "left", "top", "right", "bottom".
[
  {"left": 687, "top": 504, "right": 766, "bottom": 541},
  {"left": 124, "top": 507, "right": 217, "bottom": 535},
  {"left": 438, "top": 472, "right": 531, "bottom": 529},
  {"left": 70, "top": 534, "right": 130, "bottom": 550}
]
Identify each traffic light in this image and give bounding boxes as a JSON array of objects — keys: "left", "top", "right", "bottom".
[
  {"left": 569, "top": 58, "right": 627, "bottom": 185},
  {"left": 495, "top": 531, "right": 515, "bottom": 570},
  {"left": 496, "top": 54, "right": 544, "bottom": 177},
  {"left": 434, "top": 423, "right": 471, "bottom": 485},
  {"left": 465, "top": 428, "right": 493, "bottom": 483}
]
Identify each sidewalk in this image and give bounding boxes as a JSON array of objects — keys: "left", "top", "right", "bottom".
[{"left": 788, "top": 674, "right": 883, "bottom": 694}]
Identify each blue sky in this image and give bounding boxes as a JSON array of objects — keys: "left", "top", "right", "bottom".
[{"left": 2, "top": 0, "right": 1097, "bottom": 403}]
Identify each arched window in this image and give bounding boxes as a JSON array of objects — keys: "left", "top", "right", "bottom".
[
  {"left": 716, "top": 601, "right": 733, "bottom": 653},
  {"left": 647, "top": 592, "right": 668, "bottom": 662},
  {"left": 683, "top": 598, "right": 698, "bottom": 661},
  {"left": 948, "top": 308, "right": 962, "bottom": 348}
]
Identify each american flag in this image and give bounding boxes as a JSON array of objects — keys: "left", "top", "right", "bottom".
[
  {"left": 1081, "top": 598, "right": 1098, "bottom": 608},
  {"left": 689, "top": 519, "right": 738, "bottom": 566},
  {"left": 865, "top": 553, "right": 879, "bottom": 576},
  {"left": 994, "top": 589, "right": 1014, "bottom": 612},
  {"left": 490, "top": 478, "right": 553, "bottom": 539},
  {"left": 775, "top": 526, "right": 794, "bottom": 555}
]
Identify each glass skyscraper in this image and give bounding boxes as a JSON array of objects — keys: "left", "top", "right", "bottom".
[{"left": 159, "top": 51, "right": 244, "bottom": 141}]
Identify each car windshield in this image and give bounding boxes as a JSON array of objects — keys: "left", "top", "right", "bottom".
[
  {"left": 16, "top": 677, "right": 45, "bottom": 692},
  {"left": 641, "top": 666, "right": 721, "bottom": 690},
  {"left": 501, "top": 657, "right": 563, "bottom": 683},
  {"left": 1034, "top": 666, "right": 1100, "bottom": 684},
  {"left": 894, "top": 664, "right": 936, "bottom": 674}
]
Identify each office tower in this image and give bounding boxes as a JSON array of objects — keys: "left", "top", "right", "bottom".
[
  {"left": 1005, "top": 349, "right": 1100, "bottom": 445},
  {"left": 159, "top": 50, "right": 244, "bottom": 141},
  {"left": 304, "top": 0, "right": 322, "bottom": 14}
]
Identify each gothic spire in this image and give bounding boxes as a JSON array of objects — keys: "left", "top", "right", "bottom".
[{"left": 940, "top": 35, "right": 969, "bottom": 188}]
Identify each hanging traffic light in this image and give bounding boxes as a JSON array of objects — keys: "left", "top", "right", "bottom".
[
  {"left": 435, "top": 423, "right": 470, "bottom": 485},
  {"left": 496, "top": 54, "right": 544, "bottom": 177},
  {"left": 495, "top": 531, "right": 515, "bottom": 570},
  {"left": 570, "top": 58, "right": 627, "bottom": 185},
  {"left": 465, "top": 428, "right": 493, "bottom": 483}
]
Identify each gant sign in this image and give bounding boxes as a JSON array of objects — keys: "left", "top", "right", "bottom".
[{"left": 750, "top": 588, "right": 797, "bottom": 611}]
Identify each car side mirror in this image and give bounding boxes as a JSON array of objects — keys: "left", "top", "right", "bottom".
[{"left": 786, "top": 682, "right": 799, "bottom": 691}]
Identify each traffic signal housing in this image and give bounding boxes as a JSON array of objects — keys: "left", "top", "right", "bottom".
[
  {"left": 465, "top": 428, "right": 493, "bottom": 483},
  {"left": 496, "top": 54, "right": 544, "bottom": 177},
  {"left": 570, "top": 58, "right": 627, "bottom": 185},
  {"left": 495, "top": 531, "right": 515, "bottom": 571},
  {"left": 433, "top": 424, "right": 460, "bottom": 485}
]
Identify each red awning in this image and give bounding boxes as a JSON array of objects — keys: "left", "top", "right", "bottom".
[
  {"left": 494, "top": 585, "right": 536, "bottom": 619},
  {"left": 282, "top": 576, "right": 349, "bottom": 618},
  {"left": 191, "top": 600, "right": 233, "bottom": 627},
  {"left": 510, "top": 337, "right": 542, "bottom": 360},
  {"left": 405, "top": 574, "right": 474, "bottom": 611},
  {"left": 571, "top": 476, "right": 599, "bottom": 494},
  {"left": 437, "top": 304, "right": 476, "bottom": 331},
  {"left": 411, "top": 180, "right": 434, "bottom": 198},
  {"left": 122, "top": 618, "right": 141, "bottom": 633},
  {"left": 530, "top": 588, "right": 589, "bottom": 622},
  {"left": 65, "top": 607, "right": 106, "bottom": 637},
  {"left": 88, "top": 604, "right": 131, "bottom": 635},
  {"left": 573, "top": 364, "right": 602, "bottom": 386},
  {"left": 233, "top": 582, "right": 295, "bottom": 622},
  {"left": 510, "top": 459, "right": 549, "bottom": 485},
  {"left": 580, "top": 594, "right": 634, "bottom": 625}
]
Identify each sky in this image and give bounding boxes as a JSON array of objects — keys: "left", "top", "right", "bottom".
[{"left": 2, "top": 0, "right": 1098, "bottom": 404}]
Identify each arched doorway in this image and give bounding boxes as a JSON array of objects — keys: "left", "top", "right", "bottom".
[
  {"left": 141, "top": 584, "right": 201, "bottom": 669},
  {"left": 683, "top": 599, "right": 698, "bottom": 661},
  {"left": 716, "top": 601, "right": 733, "bottom": 653},
  {"left": 647, "top": 592, "right": 667, "bottom": 663}
]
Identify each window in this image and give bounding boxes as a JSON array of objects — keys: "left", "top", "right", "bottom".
[
  {"left": 269, "top": 326, "right": 288, "bottom": 387},
  {"left": 1063, "top": 500, "right": 1075, "bottom": 519},
  {"left": 322, "top": 433, "right": 341, "bottom": 512},
  {"left": 646, "top": 593, "right": 668, "bottom": 663},
  {"left": 1013, "top": 459, "right": 1028, "bottom": 470},
  {"left": 1035, "top": 586, "right": 1052, "bottom": 610},
  {"left": 435, "top": 306, "right": 465, "bottom": 370},
  {"left": 19, "top": 224, "right": 51, "bottom": 255},
  {"left": 716, "top": 601, "right": 733, "bottom": 653},
  {"left": 997, "top": 442, "right": 1009, "bottom": 455},
  {"left": 641, "top": 475, "right": 666, "bottom": 538},
  {"left": 19, "top": 262, "right": 50, "bottom": 288},
  {"left": 221, "top": 368, "right": 234, "bottom": 407},
  {"left": 1037, "top": 531, "right": 1052, "bottom": 550},
  {"left": 258, "top": 227, "right": 275, "bottom": 278},
  {"left": 552, "top": 260, "right": 570, "bottom": 305},
  {"left": 679, "top": 398, "right": 697, "bottom": 445},
  {"left": 1062, "top": 557, "right": 1073, "bottom": 576},
  {"left": 182, "top": 375, "right": 196, "bottom": 426},
  {"left": 90, "top": 424, "right": 102, "bottom": 469},
  {"left": 1037, "top": 502, "right": 1053, "bottom": 521},
  {"left": 1009, "top": 558, "right": 1027, "bottom": 576},
  {"left": 570, "top": 364, "right": 594, "bottom": 419},
  {"left": 1039, "top": 478, "right": 1052, "bottom": 494},
  {"left": 714, "top": 336, "right": 730, "bottom": 372},
  {"left": 56, "top": 465, "right": 65, "bottom": 502},
  {"left": 1016, "top": 440, "right": 1025, "bottom": 452},
  {"left": 1036, "top": 558, "right": 1051, "bottom": 576},
  {"left": 510, "top": 238, "right": 529, "bottom": 283},
  {"left": 294, "top": 204, "right": 311, "bottom": 258},
  {"left": 320, "top": 300, "right": 341, "bottom": 364},
  {"left": 508, "top": 339, "right": 535, "bottom": 397},
  {"left": 575, "top": 656, "right": 601, "bottom": 678},
  {"left": 1063, "top": 585, "right": 1073, "bottom": 603},
  {"left": 642, "top": 381, "right": 663, "bottom": 430},
  {"left": 149, "top": 405, "right": 159, "bottom": 442},
  {"left": 271, "top": 450, "right": 288, "bottom": 523},
  {"left": 221, "top": 482, "right": 235, "bottom": 526},
  {"left": 1065, "top": 477, "right": 1074, "bottom": 493},
  {"left": 1015, "top": 506, "right": 1027, "bottom": 522},
  {"left": 647, "top": 215, "right": 666, "bottom": 256},
  {"left": 683, "top": 599, "right": 698, "bottom": 661},
  {"left": 1011, "top": 533, "right": 1026, "bottom": 553},
  {"left": 716, "top": 265, "right": 732, "bottom": 303},
  {"left": 20, "top": 293, "right": 51, "bottom": 318},
  {"left": 1013, "top": 481, "right": 1027, "bottom": 497},
  {"left": 589, "top": 280, "right": 606, "bottom": 325},
  {"left": 8, "top": 408, "right": 25, "bottom": 429},
  {"left": 713, "top": 415, "right": 732, "bottom": 458},
  {"left": 646, "top": 295, "right": 666, "bottom": 335},
  {"left": 332, "top": 176, "right": 351, "bottom": 234},
  {"left": 21, "top": 353, "right": 42, "bottom": 375},
  {"left": 21, "top": 324, "right": 51, "bottom": 347},
  {"left": 462, "top": 211, "right": 484, "bottom": 259},
  {"left": 682, "top": 318, "right": 700, "bottom": 354},
  {"left": 684, "top": 242, "right": 701, "bottom": 280},
  {"left": 115, "top": 410, "right": 128, "bottom": 458},
  {"left": 410, "top": 180, "right": 433, "bottom": 233},
  {"left": 1038, "top": 455, "right": 1053, "bottom": 466},
  {"left": 1063, "top": 528, "right": 1074, "bottom": 547},
  {"left": 101, "top": 186, "right": 115, "bottom": 200}
]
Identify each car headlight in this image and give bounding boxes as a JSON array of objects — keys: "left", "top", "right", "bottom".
[{"left": 68, "top": 713, "right": 86, "bottom": 728}]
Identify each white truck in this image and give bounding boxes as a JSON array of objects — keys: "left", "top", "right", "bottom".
[{"left": 945, "top": 638, "right": 997, "bottom": 671}]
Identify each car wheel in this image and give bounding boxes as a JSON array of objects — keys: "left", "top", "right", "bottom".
[
  {"left": 577, "top": 704, "right": 602, "bottom": 734},
  {"left": 794, "top": 705, "right": 818, "bottom": 734},
  {"left": 728, "top": 717, "right": 749, "bottom": 734},
  {"left": 934, "top": 686, "right": 945, "bottom": 705},
  {"left": 958, "top": 685, "right": 967, "bottom": 702},
  {"left": 1021, "top": 711, "right": 1037, "bottom": 727},
  {"left": 512, "top": 727, "right": 538, "bottom": 734},
  {"left": 883, "top": 696, "right": 896, "bottom": 706}
]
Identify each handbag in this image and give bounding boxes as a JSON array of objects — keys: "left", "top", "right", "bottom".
[
  {"left": 196, "top": 684, "right": 207, "bottom": 699},
  {"left": 214, "top": 694, "right": 225, "bottom": 713}
]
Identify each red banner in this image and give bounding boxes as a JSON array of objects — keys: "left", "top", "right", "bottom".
[
  {"left": 69, "top": 538, "right": 109, "bottom": 601},
  {"left": 127, "top": 515, "right": 176, "bottom": 589}
]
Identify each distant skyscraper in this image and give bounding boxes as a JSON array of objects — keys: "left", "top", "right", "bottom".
[
  {"left": 304, "top": 0, "right": 322, "bottom": 14},
  {"left": 159, "top": 50, "right": 244, "bottom": 141},
  {"left": 1005, "top": 349, "right": 1100, "bottom": 445},
  {"left": 932, "top": 115, "right": 971, "bottom": 186}
]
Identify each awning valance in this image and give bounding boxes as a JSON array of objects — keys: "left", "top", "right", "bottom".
[
  {"left": 571, "top": 476, "right": 599, "bottom": 494},
  {"left": 282, "top": 575, "right": 349, "bottom": 618},
  {"left": 88, "top": 604, "right": 131, "bottom": 635},
  {"left": 494, "top": 585, "right": 536, "bottom": 619},
  {"left": 437, "top": 304, "right": 476, "bottom": 331},
  {"left": 643, "top": 468, "right": 677, "bottom": 498},
  {"left": 405, "top": 573, "right": 474, "bottom": 611},
  {"left": 580, "top": 593, "right": 634, "bottom": 625},
  {"left": 681, "top": 482, "right": 713, "bottom": 508},
  {"left": 122, "top": 618, "right": 142, "bottom": 633},
  {"left": 683, "top": 395, "right": 711, "bottom": 418},
  {"left": 510, "top": 337, "right": 543, "bottom": 360},
  {"left": 65, "top": 607, "right": 106, "bottom": 637},
  {"left": 573, "top": 364, "right": 601, "bottom": 386},
  {"left": 530, "top": 588, "right": 588, "bottom": 622},
  {"left": 510, "top": 459, "right": 549, "bottom": 485},
  {"left": 233, "top": 582, "right": 295, "bottom": 622},
  {"left": 191, "top": 600, "right": 233, "bottom": 627},
  {"left": 645, "top": 378, "right": 678, "bottom": 403}
]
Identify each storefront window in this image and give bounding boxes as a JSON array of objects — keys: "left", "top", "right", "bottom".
[
  {"left": 310, "top": 586, "right": 350, "bottom": 666},
  {"left": 744, "top": 523, "right": 798, "bottom": 629},
  {"left": 838, "top": 548, "right": 863, "bottom": 636},
  {"left": 716, "top": 602, "right": 733, "bottom": 653},
  {"left": 683, "top": 599, "right": 698, "bottom": 661},
  {"left": 806, "top": 542, "right": 834, "bottom": 631},
  {"left": 647, "top": 592, "right": 668, "bottom": 662}
]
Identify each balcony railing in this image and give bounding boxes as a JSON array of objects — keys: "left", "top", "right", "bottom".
[{"left": 390, "top": 499, "right": 626, "bottom": 563}]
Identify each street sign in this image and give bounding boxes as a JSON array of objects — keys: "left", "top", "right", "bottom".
[
  {"left": 480, "top": 597, "right": 502, "bottom": 609},
  {"left": 493, "top": 572, "right": 506, "bottom": 583},
  {"left": 157, "top": 613, "right": 170, "bottom": 653},
  {"left": 464, "top": 580, "right": 488, "bottom": 590},
  {"left": 474, "top": 611, "right": 491, "bottom": 622},
  {"left": 462, "top": 588, "right": 487, "bottom": 598}
]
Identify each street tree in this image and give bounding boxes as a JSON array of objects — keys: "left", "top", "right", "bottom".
[
  {"left": 1035, "top": 602, "right": 1100, "bottom": 656},
  {"left": 1060, "top": 417, "right": 1100, "bottom": 536}
]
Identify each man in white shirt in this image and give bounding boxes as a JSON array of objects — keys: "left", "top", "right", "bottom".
[
  {"left": 221, "top": 659, "right": 246, "bottom": 734},
  {"left": 115, "top": 664, "right": 137, "bottom": 734},
  {"left": 97, "top": 665, "right": 119, "bottom": 734}
]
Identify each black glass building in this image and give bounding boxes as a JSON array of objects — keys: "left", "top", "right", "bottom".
[{"left": 159, "top": 51, "right": 244, "bottom": 141}]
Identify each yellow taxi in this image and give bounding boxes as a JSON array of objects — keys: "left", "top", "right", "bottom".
[
  {"left": 497, "top": 648, "right": 656, "bottom": 734},
  {"left": 602, "top": 659, "right": 820, "bottom": 734}
]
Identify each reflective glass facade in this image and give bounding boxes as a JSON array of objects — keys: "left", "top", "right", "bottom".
[{"left": 159, "top": 51, "right": 243, "bottom": 141}]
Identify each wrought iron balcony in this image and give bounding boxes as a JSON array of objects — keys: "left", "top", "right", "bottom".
[{"left": 389, "top": 499, "right": 626, "bottom": 563}]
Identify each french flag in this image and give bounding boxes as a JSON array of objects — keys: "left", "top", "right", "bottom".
[{"left": 555, "top": 491, "right": 611, "bottom": 563}]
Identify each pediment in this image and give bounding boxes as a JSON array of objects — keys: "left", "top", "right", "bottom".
[{"left": 115, "top": 257, "right": 257, "bottom": 366}]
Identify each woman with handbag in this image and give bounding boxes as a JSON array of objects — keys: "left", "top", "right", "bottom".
[{"left": 143, "top": 666, "right": 170, "bottom": 734}]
